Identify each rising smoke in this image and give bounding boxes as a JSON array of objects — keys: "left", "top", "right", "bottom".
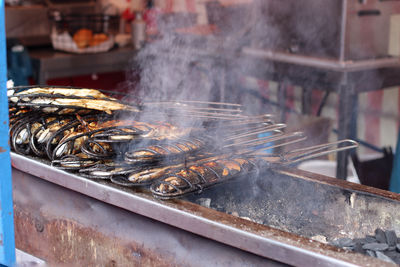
[
  {"left": 123, "top": 0, "right": 337, "bottom": 147},
  {"left": 126, "top": 1, "right": 263, "bottom": 106}
]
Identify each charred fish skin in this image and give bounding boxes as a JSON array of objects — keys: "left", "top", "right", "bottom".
[
  {"left": 124, "top": 151, "right": 236, "bottom": 186},
  {"left": 78, "top": 162, "right": 127, "bottom": 179},
  {"left": 10, "top": 114, "right": 53, "bottom": 155},
  {"left": 51, "top": 118, "right": 145, "bottom": 160},
  {"left": 51, "top": 153, "right": 98, "bottom": 171},
  {"left": 45, "top": 114, "right": 110, "bottom": 160},
  {"left": 124, "top": 137, "right": 206, "bottom": 164},
  {"left": 8, "top": 86, "right": 141, "bottom": 114},
  {"left": 29, "top": 115, "right": 72, "bottom": 157},
  {"left": 150, "top": 156, "right": 257, "bottom": 198}
]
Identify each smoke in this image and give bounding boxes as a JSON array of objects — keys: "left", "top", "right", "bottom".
[
  {"left": 122, "top": 0, "right": 338, "bottom": 149},
  {"left": 125, "top": 1, "right": 264, "bottom": 106}
]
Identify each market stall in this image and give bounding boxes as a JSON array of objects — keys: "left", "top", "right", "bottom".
[{"left": 3, "top": 0, "right": 400, "bottom": 266}]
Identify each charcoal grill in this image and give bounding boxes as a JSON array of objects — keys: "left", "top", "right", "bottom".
[
  {"left": 7, "top": 87, "right": 398, "bottom": 266},
  {"left": 11, "top": 152, "right": 400, "bottom": 266}
]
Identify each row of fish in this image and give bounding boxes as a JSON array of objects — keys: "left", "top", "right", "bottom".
[{"left": 8, "top": 86, "right": 358, "bottom": 199}]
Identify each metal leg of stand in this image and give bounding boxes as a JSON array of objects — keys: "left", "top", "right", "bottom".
[
  {"left": 0, "top": 1, "right": 16, "bottom": 266},
  {"left": 336, "top": 85, "right": 358, "bottom": 179},
  {"left": 278, "top": 82, "right": 287, "bottom": 122},
  {"left": 302, "top": 87, "right": 312, "bottom": 115}
]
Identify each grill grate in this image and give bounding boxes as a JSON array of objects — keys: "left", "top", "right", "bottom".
[{"left": 7, "top": 86, "right": 357, "bottom": 199}]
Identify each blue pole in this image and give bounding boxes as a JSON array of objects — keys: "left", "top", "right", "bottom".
[
  {"left": 390, "top": 129, "right": 400, "bottom": 193},
  {"left": 0, "top": 1, "right": 16, "bottom": 266}
]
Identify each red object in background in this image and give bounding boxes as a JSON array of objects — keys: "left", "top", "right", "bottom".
[
  {"left": 122, "top": 7, "right": 135, "bottom": 22},
  {"left": 121, "top": 6, "right": 135, "bottom": 34},
  {"left": 47, "top": 71, "right": 124, "bottom": 89},
  {"left": 144, "top": 1, "right": 161, "bottom": 39},
  {"left": 45, "top": 71, "right": 140, "bottom": 101}
]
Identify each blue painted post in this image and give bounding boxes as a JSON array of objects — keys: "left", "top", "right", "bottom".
[
  {"left": 390, "top": 129, "right": 400, "bottom": 193},
  {"left": 0, "top": 1, "right": 16, "bottom": 266}
]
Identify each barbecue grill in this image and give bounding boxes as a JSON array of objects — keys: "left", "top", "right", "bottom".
[
  {"left": 8, "top": 1, "right": 400, "bottom": 264},
  {"left": 12, "top": 152, "right": 400, "bottom": 266},
  {"left": 7, "top": 86, "right": 400, "bottom": 266}
]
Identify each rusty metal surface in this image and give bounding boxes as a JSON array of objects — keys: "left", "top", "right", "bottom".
[
  {"left": 14, "top": 167, "right": 282, "bottom": 267},
  {"left": 11, "top": 152, "right": 397, "bottom": 266}
]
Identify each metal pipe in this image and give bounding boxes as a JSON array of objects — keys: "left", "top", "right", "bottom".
[
  {"left": 242, "top": 47, "right": 400, "bottom": 71},
  {"left": 339, "top": 0, "right": 348, "bottom": 62},
  {"left": 0, "top": 1, "right": 16, "bottom": 266}
]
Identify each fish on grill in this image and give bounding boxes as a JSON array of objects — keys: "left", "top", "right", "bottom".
[
  {"left": 86, "top": 130, "right": 306, "bottom": 184},
  {"left": 30, "top": 116, "right": 76, "bottom": 157},
  {"left": 78, "top": 121, "right": 198, "bottom": 160},
  {"left": 10, "top": 87, "right": 112, "bottom": 99},
  {"left": 150, "top": 139, "right": 359, "bottom": 199},
  {"left": 8, "top": 86, "right": 140, "bottom": 114},
  {"left": 150, "top": 156, "right": 258, "bottom": 199},
  {"left": 52, "top": 153, "right": 99, "bottom": 170},
  {"left": 78, "top": 161, "right": 129, "bottom": 179},
  {"left": 6, "top": 86, "right": 360, "bottom": 201},
  {"left": 122, "top": 151, "right": 218, "bottom": 185},
  {"left": 10, "top": 114, "right": 60, "bottom": 155},
  {"left": 88, "top": 121, "right": 187, "bottom": 143},
  {"left": 124, "top": 137, "right": 206, "bottom": 164},
  {"left": 50, "top": 116, "right": 195, "bottom": 160},
  {"left": 49, "top": 116, "right": 119, "bottom": 159},
  {"left": 9, "top": 107, "right": 31, "bottom": 122}
]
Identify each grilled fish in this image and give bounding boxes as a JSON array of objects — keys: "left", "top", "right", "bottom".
[
  {"left": 124, "top": 137, "right": 205, "bottom": 163},
  {"left": 11, "top": 87, "right": 111, "bottom": 99},
  {"left": 52, "top": 153, "right": 98, "bottom": 170},
  {"left": 150, "top": 156, "right": 257, "bottom": 197},
  {"left": 9, "top": 87, "right": 140, "bottom": 114},
  {"left": 11, "top": 115, "right": 58, "bottom": 154}
]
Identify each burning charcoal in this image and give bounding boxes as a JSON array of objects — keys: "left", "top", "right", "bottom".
[
  {"left": 366, "top": 250, "right": 376, "bottom": 257},
  {"left": 375, "top": 228, "right": 387, "bottom": 243},
  {"left": 353, "top": 243, "right": 365, "bottom": 254},
  {"left": 375, "top": 251, "right": 396, "bottom": 264},
  {"left": 336, "top": 237, "right": 355, "bottom": 247},
  {"left": 362, "top": 243, "right": 389, "bottom": 251},
  {"left": 385, "top": 230, "right": 397, "bottom": 246}
]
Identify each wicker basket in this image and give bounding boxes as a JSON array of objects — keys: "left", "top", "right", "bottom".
[{"left": 50, "top": 13, "right": 119, "bottom": 54}]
